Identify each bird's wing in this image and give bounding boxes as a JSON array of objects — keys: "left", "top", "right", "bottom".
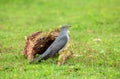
[
  {"left": 50, "top": 35, "right": 68, "bottom": 52},
  {"left": 41, "top": 35, "right": 68, "bottom": 57}
]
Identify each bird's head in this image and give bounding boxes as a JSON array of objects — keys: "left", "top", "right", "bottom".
[{"left": 61, "top": 25, "right": 71, "bottom": 30}]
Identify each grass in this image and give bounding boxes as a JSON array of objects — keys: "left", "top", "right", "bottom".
[{"left": 0, "top": 0, "right": 120, "bottom": 79}]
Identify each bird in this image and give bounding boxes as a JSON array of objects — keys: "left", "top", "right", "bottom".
[{"left": 29, "top": 25, "right": 71, "bottom": 64}]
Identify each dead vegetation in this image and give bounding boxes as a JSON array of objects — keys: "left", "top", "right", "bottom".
[{"left": 23, "top": 28, "right": 60, "bottom": 60}]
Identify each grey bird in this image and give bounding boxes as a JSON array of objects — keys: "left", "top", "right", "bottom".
[{"left": 29, "top": 25, "right": 70, "bottom": 64}]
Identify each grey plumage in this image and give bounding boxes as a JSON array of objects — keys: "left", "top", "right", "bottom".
[{"left": 29, "top": 25, "right": 70, "bottom": 64}]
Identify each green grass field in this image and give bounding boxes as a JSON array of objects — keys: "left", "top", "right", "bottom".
[{"left": 0, "top": 0, "right": 120, "bottom": 79}]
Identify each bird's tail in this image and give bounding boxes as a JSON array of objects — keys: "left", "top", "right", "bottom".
[
  {"left": 29, "top": 49, "right": 51, "bottom": 64},
  {"left": 29, "top": 55, "right": 43, "bottom": 64}
]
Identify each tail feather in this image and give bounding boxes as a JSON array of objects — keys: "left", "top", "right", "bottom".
[
  {"left": 29, "top": 55, "right": 43, "bottom": 64},
  {"left": 29, "top": 48, "right": 53, "bottom": 64}
]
